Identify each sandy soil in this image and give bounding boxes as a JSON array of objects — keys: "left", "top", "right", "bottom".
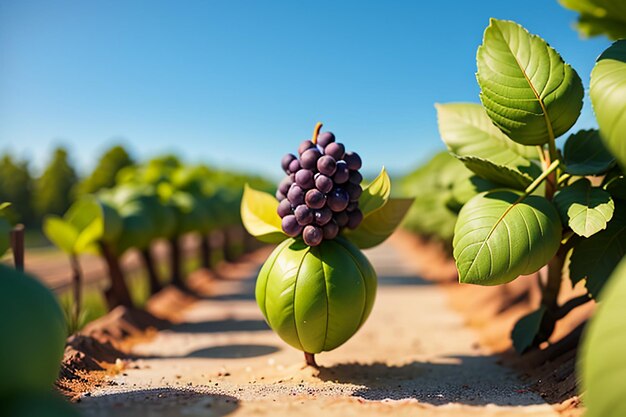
[{"left": 73, "top": 238, "right": 559, "bottom": 417}]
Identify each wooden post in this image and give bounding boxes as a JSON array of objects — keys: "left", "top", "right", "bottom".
[{"left": 10, "top": 224, "right": 25, "bottom": 271}]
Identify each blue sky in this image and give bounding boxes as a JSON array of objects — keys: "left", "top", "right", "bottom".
[{"left": 0, "top": 0, "right": 610, "bottom": 179}]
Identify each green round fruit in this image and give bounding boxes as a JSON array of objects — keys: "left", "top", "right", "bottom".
[
  {"left": 256, "top": 237, "right": 377, "bottom": 353},
  {"left": 0, "top": 265, "right": 66, "bottom": 394},
  {"left": 0, "top": 391, "right": 81, "bottom": 417}
]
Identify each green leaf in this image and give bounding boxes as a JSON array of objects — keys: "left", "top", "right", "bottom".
[
  {"left": 511, "top": 306, "right": 547, "bottom": 354},
  {"left": 0, "top": 202, "right": 10, "bottom": 212},
  {"left": 477, "top": 19, "right": 584, "bottom": 145},
  {"left": 453, "top": 190, "right": 562, "bottom": 285},
  {"left": 455, "top": 155, "right": 538, "bottom": 190},
  {"left": 344, "top": 198, "right": 413, "bottom": 249},
  {"left": 591, "top": 40, "right": 626, "bottom": 170},
  {"left": 560, "top": 0, "right": 626, "bottom": 40},
  {"left": 0, "top": 216, "right": 10, "bottom": 257},
  {"left": 580, "top": 257, "right": 626, "bottom": 417},
  {"left": 563, "top": 129, "right": 616, "bottom": 175},
  {"left": 569, "top": 204, "right": 626, "bottom": 298},
  {"left": 43, "top": 216, "right": 79, "bottom": 254},
  {"left": 604, "top": 172, "right": 626, "bottom": 201},
  {"left": 436, "top": 102, "right": 538, "bottom": 161},
  {"left": 554, "top": 178, "right": 615, "bottom": 238},
  {"left": 240, "top": 184, "right": 286, "bottom": 244},
  {"left": 359, "top": 167, "right": 391, "bottom": 217}
]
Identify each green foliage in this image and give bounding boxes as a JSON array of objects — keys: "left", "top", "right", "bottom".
[
  {"left": 590, "top": 40, "right": 626, "bottom": 170},
  {"left": 580, "top": 257, "right": 626, "bottom": 417},
  {"left": 78, "top": 145, "right": 134, "bottom": 194},
  {"left": 563, "top": 129, "right": 616, "bottom": 176},
  {"left": 511, "top": 306, "right": 547, "bottom": 353},
  {"left": 359, "top": 167, "right": 391, "bottom": 216},
  {"left": 453, "top": 190, "right": 562, "bottom": 285},
  {"left": 34, "top": 148, "right": 78, "bottom": 218},
  {"left": 240, "top": 184, "right": 286, "bottom": 243},
  {"left": 0, "top": 391, "right": 81, "bottom": 417},
  {"left": 0, "top": 265, "right": 66, "bottom": 394},
  {"left": 0, "top": 155, "right": 35, "bottom": 225},
  {"left": 560, "top": 0, "right": 626, "bottom": 40},
  {"left": 476, "top": 19, "right": 584, "bottom": 145},
  {"left": 344, "top": 198, "right": 413, "bottom": 249},
  {"left": 0, "top": 204, "right": 11, "bottom": 257}
]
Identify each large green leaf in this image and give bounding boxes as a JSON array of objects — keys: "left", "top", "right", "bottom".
[
  {"left": 455, "top": 155, "right": 538, "bottom": 190},
  {"left": 554, "top": 178, "right": 615, "bottom": 238},
  {"left": 477, "top": 19, "right": 584, "bottom": 145},
  {"left": 344, "top": 198, "right": 413, "bottom": 249},
  {"left": 359, "top": 167, "right": 391, "bottom": 216},
  {"left": 581, "top": 257, "right": 626, "bottom": 417},
  {"left": 43, "top": 216, "right": 78, "bottom": 254},
  {"left": 436, "top": 102, "right": 538, "bottom": 161},
  {"left": 563, "top": 129, "right": 616, "bottom": 175},
  {"left": 591, "top": 40, "right": 626, "bottom": 169},
  {"left": 453, "top": 190, "right": 562, "bottom": 285},
  {"left": 560, "top": 0, "right": 626, "bottom": 40},
  {"left": 569, "top": 204, "right": 626, "bottom": 298},
  {"left": 240, "top": 184, "right": 286, "bottom": 244},
  {"left": 511, "top": 306, "right": 547, "bottom": 354}
]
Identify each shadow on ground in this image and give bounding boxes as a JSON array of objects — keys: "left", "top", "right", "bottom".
[
  {"left": 76, "top": 388, "right": 239, "bottom": 417},
  {"left": 186, "top": 343, "right": 279, "bottom": 359},
  {"left": 170, "top": 318, "right": 270, "bottom": 334},
  {"left": 316, "top": 357, "right": 543, "bottom": 406}
]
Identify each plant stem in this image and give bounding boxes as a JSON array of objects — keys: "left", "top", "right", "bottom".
[
  {"left": 169, "top": 237, "right": 184, "bottom": 288},
  {"left": 99, "top": 242, "right": 133, "bottom": 309},
  {"left": 523, "top": 160, "right": 560, "bottom": 197},
  {"left": 69, "top": 253, "right": 82, "bottom": 329},
  {"left": 10, "top": 224, "right": 25, "bottom": 271},
  {"left": 141, "top": 247, "right": 162, "bottom": 295},
  {"left": 200, "top": 234, "right": 212, "bottom": 269},
  {"left": 556, "top": 294, "right": 592, "bottom": 320},
  {"left": 304, "top": 352, "right": 318, "bottom": 368},
  {"left": 311, "top": 122, "right": 323, "bottom": 144}
]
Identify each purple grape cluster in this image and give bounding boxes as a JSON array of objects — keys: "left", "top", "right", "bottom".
[{"left": 276, "top": 130, "right": 363, "bottom": 246}]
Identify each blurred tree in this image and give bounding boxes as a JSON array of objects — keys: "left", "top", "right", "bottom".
[
  {"left": 0, "top": 155, "right": 35, "bottom": 225},
  {"left": 78, "top": 145, "right": 134, "bottom": 194},
  {"left": 34, "top": 148, "right": 78, "bottom": 218}
]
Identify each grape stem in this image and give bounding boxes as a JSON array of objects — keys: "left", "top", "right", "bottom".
[
  {"left": 304, "top": 352, "right": 318, "bottom": 368},
  {"left": 311, "top": 122, "right": 323, "bottom": 145}
]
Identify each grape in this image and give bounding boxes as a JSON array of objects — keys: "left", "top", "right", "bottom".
[
  {"left": 347, "top": 209, "right": 363, "bottom": 229},
  {"left": 334, "top": 211, "right": 349, "bottom": 227},
  {"left": 276, "top": 190, "right": 286, "bottom": 201},
  {"left": 349, "top": 170, "right": 362, "bottom": 185},
  {"left": 303, "top": 225, "right": 323, "bottom": 246},
  {"left": 344, "top": 152, "right": 362, "bottom": 170},
  {"left": 281, "top": 154, "right": 296, "bottom": 174},
  {"left": 325, "top": 142, "right": 345, "bottom": 160},
  {"left": 346, "top": 201, "right": 358, "bottom": 212},
  {"left": 287, "top": 185, "right": 305, "bottom": 206},
  {"left": 300, "top": 148, "right": 321, "bottom": 170},
  {"left": 333, "top": 161, "right": 349, "bottom": 184},
  {"left": 345, "top": 182, "right": 362, "bottom": 202},
  {"left": 298, "top": 140, "right": 315, "bottom": 155},
  {"left": 327, "top": 187, "right": 349, "bottom": 212},
  {"left": 322, "top": 220, "right": 339, "bottom": 240},
  {"left": 317, "top": 155, "right": 337, "bottom": 176},
  {"left": 314, "top": 207, "right": 332, "bottom": 226},
  {"left": 277, "top": 199, "right": 293, "bottom": 218},
  {"left": 305, "top": 189, "right": 326, "bottom": 209},
  {"left": 295, "top": 169, "right": 315, "bottom": 189},
  {"left": 317, "top": 131, "right": 335, "bottom": 147},
  {"left": 294, "top": 204, "right": 313, "bottom": 226},
  {"left": 288, "top": 159, "right": 301, "bottom": 174},
  {"left": 278, "top": 176, "right": 293, "bottom": 195},
  {"left": 314, "top": 174, "right": 333, "bottom": 194},
  {"left": 282, "top": 215, "right": 302, "bottom": 237}
]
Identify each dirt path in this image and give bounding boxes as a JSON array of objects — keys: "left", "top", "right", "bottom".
[{"left": 75, "top": 239, "right": 558, "bottom": 416}]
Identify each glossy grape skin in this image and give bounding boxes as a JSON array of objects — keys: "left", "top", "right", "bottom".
[
  {"left": 282, "top": 215, "right": 302, "bottom": 237},
  {"left": 333, "top": 161, "right": 349, "bottom": 184},
  {"left": 322, "top": 220, "right": 339, "bottom": 239},
  {"left": 302, "top": 225, "right": 323, "bottom": 246},
  {"left": 298, "top": 140, "right": 315, "bottom": 155},
  {"left": 325, "top": 142, "right": 345, "bottom": 160},
  {"left": 327, "top": 187, "right": 349, "bottom": 212},
  {"left": 347, "top": 209, "right": 363, "bottom": 229},
  {"left": 334, "top": 211, "right": 349, "bottom": 228},
  {"left": 345, "top": 182, "right": 362, "bottom": 202},
  {"left": 305, "top": 189, "right": 326, "bottom": 209},
  {"left": 294, "top": 204, "right": 314, "bottom": 226},
  {"left": 300, "top": 149, "right": 321, "bottom": 170},
  {"left": 278, "top": 176, "right": 294, "bottom": 195},
  {"left": 317, "top": 155, "right": 337, "bottom": 176},
  {"left": 295, "top": 169, "right": 315, "bottom": 189},
  {"left": 281, "top": 154, "right": 296, "bottom": 174},
  {"left": 317, "top": 131, "right": 335, "bottom": 147},
  {"left": 287, "top": 185, "right": 305, "bottom": 206},
  {"left": 349, "top": 170, "right": 362, "bottom": 185},
  {"left": 314, "top": 207, "right": 332, "bottom": 226},
  {"left": 315, "top": 174, "right": 333, "bottom": 194},
  {"left": 346, "top": 201, "right": 358, "bottom": 212},
  {"left": 288, "top": 159, "right": 301, "bottom": 174},
  {"left": 344, "top": 152, "right": 362, "bottom": 170},
  {"left": 277, "top": 199, "right": 293, "bottom": 218}
]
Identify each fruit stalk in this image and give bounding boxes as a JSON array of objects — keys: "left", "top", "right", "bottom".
[{"left": 304, "top": 352, "right": 318, "bottom": 368}]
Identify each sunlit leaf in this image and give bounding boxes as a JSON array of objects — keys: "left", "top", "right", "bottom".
[
  {"left": 240, "top": 184, "right": 286, "bottom": 244},
  {"left": 344, "top": 198, "right": 413, "bottom": 249},
  {"left": 359, "top": 167, "right": 391, "bottom": 217},
  {"left": 560, "top": 0, "right": 626, "bottom": 40},
  {"left": 455, "top": 155, "right": 538, "bottom": 190},
  {"left": 43, "top": 216, "right": 79, "bottom": 254}
]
